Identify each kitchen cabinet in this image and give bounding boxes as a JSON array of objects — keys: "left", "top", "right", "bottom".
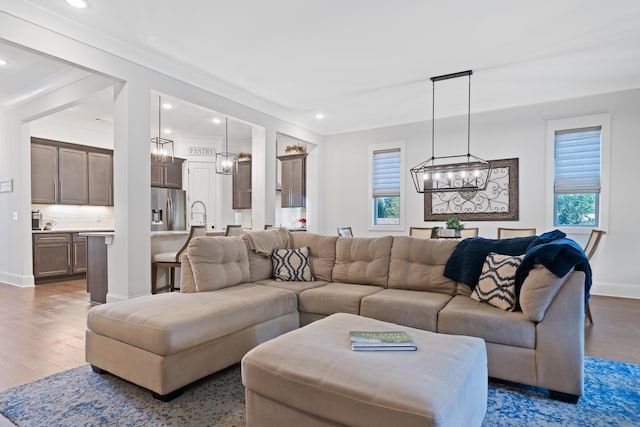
[
  {"left": 58, "top": 147, "right": 89, "bottom": 205},
  {"left": 33, "top": 233, "right": 72, "bottom": 279},
  {"left": 31, "top": 143, "right": 58, "bottom": 204},
  {"left": 278, "top": 154, "right": 306, "bottom": 208},
  {"left": 233, "top": 160, "right": 252, "bottom": 209},
  {"left": 33, "top": 232, "right": 87, "bottom": 280},
  {"left": 88, "top": 152, "right": 113, "bottom": 206},
  {"left": 72, "top": 233, "right": 87, "bottom": 274},
  {"left": 30, "top": 138, "right": 113, "bottom": 206},
  {"left": 151, "top": 158, "right": 184, "bottom": 189}
]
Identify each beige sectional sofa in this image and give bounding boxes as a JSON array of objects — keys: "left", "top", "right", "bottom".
[{"left": 86, "top": 230, "right": 585, "bottom": 402}]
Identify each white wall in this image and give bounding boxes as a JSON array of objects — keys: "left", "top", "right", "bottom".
[{"left": 321, "top": 89, "right": 640, "bottom": 299}]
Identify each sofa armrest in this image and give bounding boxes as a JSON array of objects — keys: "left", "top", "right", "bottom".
[{"left": 535, "top": 270, "right": 585, "bottom": 396}]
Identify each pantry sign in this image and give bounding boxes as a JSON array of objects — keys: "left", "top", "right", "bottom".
[{"left": 187, "top": 146, "right": 216, "bottom": 157}]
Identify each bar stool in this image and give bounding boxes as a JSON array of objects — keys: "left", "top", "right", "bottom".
[{"left": 152, "top": 225, "right": 206, "bottom": 293}]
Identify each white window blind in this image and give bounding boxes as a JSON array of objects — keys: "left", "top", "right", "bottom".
[
  {"left": 554, "top": 126, "right": 601, "bottom": 193},
  {"left": 372, "top": 149, "right": 401, "bottom": 197}
]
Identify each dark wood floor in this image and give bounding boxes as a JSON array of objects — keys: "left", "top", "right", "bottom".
[{"left": 0, "top": 279, "right": 638, "bottom": 393}]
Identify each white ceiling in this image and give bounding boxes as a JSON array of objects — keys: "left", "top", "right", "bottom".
[{"left": 2, "top": 1, "right": 640, "bottom": 136}]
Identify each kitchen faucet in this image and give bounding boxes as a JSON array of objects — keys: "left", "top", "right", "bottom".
[{"left": 190, "top": 200, "right": 207, "bottom": 227}]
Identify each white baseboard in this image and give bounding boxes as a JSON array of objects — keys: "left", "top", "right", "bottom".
[
  {"left": 590, "top": 282, "right": 640, "bottom": 299},
  {"left": 106, "top": 291, "right": 149, "bottom": 303},
  {"left": 0, "top": 271, "right": 35, "bottom": 287}
]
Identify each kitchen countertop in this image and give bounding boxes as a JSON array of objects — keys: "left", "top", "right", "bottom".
[
  {"left": 151, "top": 230, "right": 189, "bottom": 237},
  {"left": 33, "top": 229, "right": 114, "bottom": 234}
]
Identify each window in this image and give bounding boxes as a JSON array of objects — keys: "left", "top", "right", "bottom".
[
  {"left": 368, "top": 142, "right": 405, "bottom": 230},
  {"left": 554, "top": 127, "right": 601, "bottom": 226},
  {"left": 546, "top": 114, "right": 610, "bottom": 231}
]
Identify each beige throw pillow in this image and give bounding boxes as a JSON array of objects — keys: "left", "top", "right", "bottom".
[{"left": 519, "top": 264, "right": 571, "bottom": 322}]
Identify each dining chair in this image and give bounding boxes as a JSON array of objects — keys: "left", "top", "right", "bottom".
[
  {"left": 409, "top": 227, "right": 433, "bottom": 238},
  {"left": 583, "top": 229, "right": 606, "bottom": 324},
  {"left": 225, "top": 224, "right": 243, "bottom": 236},
  {"left": 460, "top": 227, "right": 479, "bottom": 239},
  {"left": 152, "top": 225, "right": 206, "bottom": 294},
  {"left": 497, "top": 227, "right": 537, "bottom": 239},
  {"left": 337, "top": 226, "right": 353, "bottom": 237}
]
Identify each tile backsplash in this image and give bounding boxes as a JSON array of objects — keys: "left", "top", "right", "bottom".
[{"left": 32, "top": 204, "right": 115, "bottom": 230}]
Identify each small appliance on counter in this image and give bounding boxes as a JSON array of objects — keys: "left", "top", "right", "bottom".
[{"left": 31, "top": 210, "right": 42, "bottom": 230}]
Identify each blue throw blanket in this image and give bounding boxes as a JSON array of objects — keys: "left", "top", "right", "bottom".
[
  {"left": 443, "top": 236, "right": 537, "bottom": 288},
  {"left": 444, "top": 230, "right": 591, "bottom": 304},
  {"left": 515, "top": 237, "right": 592, "bottom": 304}
]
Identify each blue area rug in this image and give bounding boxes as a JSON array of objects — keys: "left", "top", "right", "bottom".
[{"left": 0, "top": 357, "right": 638, "bottom": 426}]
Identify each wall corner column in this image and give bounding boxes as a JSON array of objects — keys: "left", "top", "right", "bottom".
[{"left": 107, "top": 81, "right": 151, "bottom": 301}]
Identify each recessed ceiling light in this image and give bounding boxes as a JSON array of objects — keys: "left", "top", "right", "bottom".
[
  {"left": 163, "top": 129, "right": 172, "bottom": 134},
  {"left": 0, "top": 58, "right": 8, "bottom": 66},
  {"left": 315, "top": 113, "right": 325, "bottom": 120},
  {"left": 162, "top": 103, "right": 173, "bottom": 110},
  {"left": 212, "top": 118, "right": 221, "bottom": 124},
  {"left": 66, "top": 0, "right": 88, "bottom": 8}
]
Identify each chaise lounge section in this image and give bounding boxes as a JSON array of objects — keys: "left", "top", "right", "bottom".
[{"left": 86, "top": 229, "right": 586, "bottom": 402}]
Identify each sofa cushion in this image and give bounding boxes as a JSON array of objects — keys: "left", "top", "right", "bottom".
[
  {"left": 188, "top": 236, "right": 250, "bottom": 292},
  {"left": 242, "top": 230, "right": 292, "bottom": 282},
  {"left": 388, "top": 236, "right": 459, "bottom": 295},
  {"left": 86, "top": 283, "right": 298, "bottom": 356},
  {"left": 272, "top": 247, "right": 315, "bottom": 282},
  {"left": 179, "top": 253, "right": 196, "bottom": 293},
  {"left": 291, "top": 232, "right": 338, "bottom": 282},
  {"left": 471, "top": 253, "right": 524, "bottom": 311},
  {"left": 519, "top": 265, "right": 572, "bottom": 322},
  {"left": 438, "top": 295, "right": 535, "bottom": 349},
  {"left": 360, "top": 289, "right": 453, "bottom": 332},
  {"left": 255, "top": 279, "right": 330, "bottom": 295},
  {"left": 332, "top": 236, "right": 393, "bottom": 287},
  {"left": 298, "top": 282, "right": 384, "bottom": 316}
]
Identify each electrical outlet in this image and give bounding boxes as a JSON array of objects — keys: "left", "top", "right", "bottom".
[{"left": 12, "top": 211, "right": 18, "bottom": 220}]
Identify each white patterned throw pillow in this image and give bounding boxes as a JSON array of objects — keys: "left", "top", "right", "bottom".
[
  {"left": 471, "top": 252, "right": 524, "bottom": 311},
  {"left": 271, "top": 247, "right": 315, "bottom": 282}
]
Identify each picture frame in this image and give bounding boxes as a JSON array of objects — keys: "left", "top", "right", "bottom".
[{"left": 424, "top": 158, "right": 519, "bottom": 221}]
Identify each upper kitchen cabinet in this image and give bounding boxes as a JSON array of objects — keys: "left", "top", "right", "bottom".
[
  {"left": 151, "top": 158, "right": 184, "bottom": 189},
  {"left": 88, "top": 152, "right": 113, "bottom": 206},
  {"left": 278, "top": 154, "right": 306, "bottom": 208},
  {"left": 233, "top": 160, "right": 252, "bottom": 209},
  {"left": 31, "top": 143, "right": 58, "bottom": 204},
  {"left": 58, "top": 147, "right": 88, "bottom": 205},
  {"left": 31, "top": 138, "right": 113, "bottom": 206}
]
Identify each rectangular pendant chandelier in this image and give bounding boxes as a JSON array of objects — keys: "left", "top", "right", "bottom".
[
  {"left": 215, "top": 117, "right": 238, "bottom": 175},
  {"left": 410, "top": 70, "right": 491, "bottom": 193},
  {"left": 150, "top": 95, "right": 174, "bottom": 164}
]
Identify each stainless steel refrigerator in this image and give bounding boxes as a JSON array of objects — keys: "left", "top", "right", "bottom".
[{"left": 151, "top": 188, "right": 187, "bottom": 231}]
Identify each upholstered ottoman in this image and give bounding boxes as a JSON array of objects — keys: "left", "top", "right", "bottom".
[{"left": 241, "top": 313, "right": 487, "bottom": 427}]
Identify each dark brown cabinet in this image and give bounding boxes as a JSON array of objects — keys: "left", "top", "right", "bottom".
[
  {"left": 278, "top": 154, "right": 306, "bottom": 208},
  {"left": 31, "top": 143, "right": 58, "bottom": 204},
  {"left": 151, "top": 158, "right": 184, "bottom": 189},
  {"left": 72, "top": 234, "right": 87, "bottom": 274},
  {"left": 58, "top": 147, "right": 88, "bottom": 205},
  {"left": 88, "top": 152, "right": 113, "bottom": 206},
  {"left": 33, "top": 233, "right": 71, "bottom": 279},
  {"left": 31, "top": 138, "right": 113, "bottom": 206},
  {"left": 33, "top": 232, "right": 87, "bottom": 280},
  {"left": 233, "top": 160, "right": 252, "bottom": 209}
]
